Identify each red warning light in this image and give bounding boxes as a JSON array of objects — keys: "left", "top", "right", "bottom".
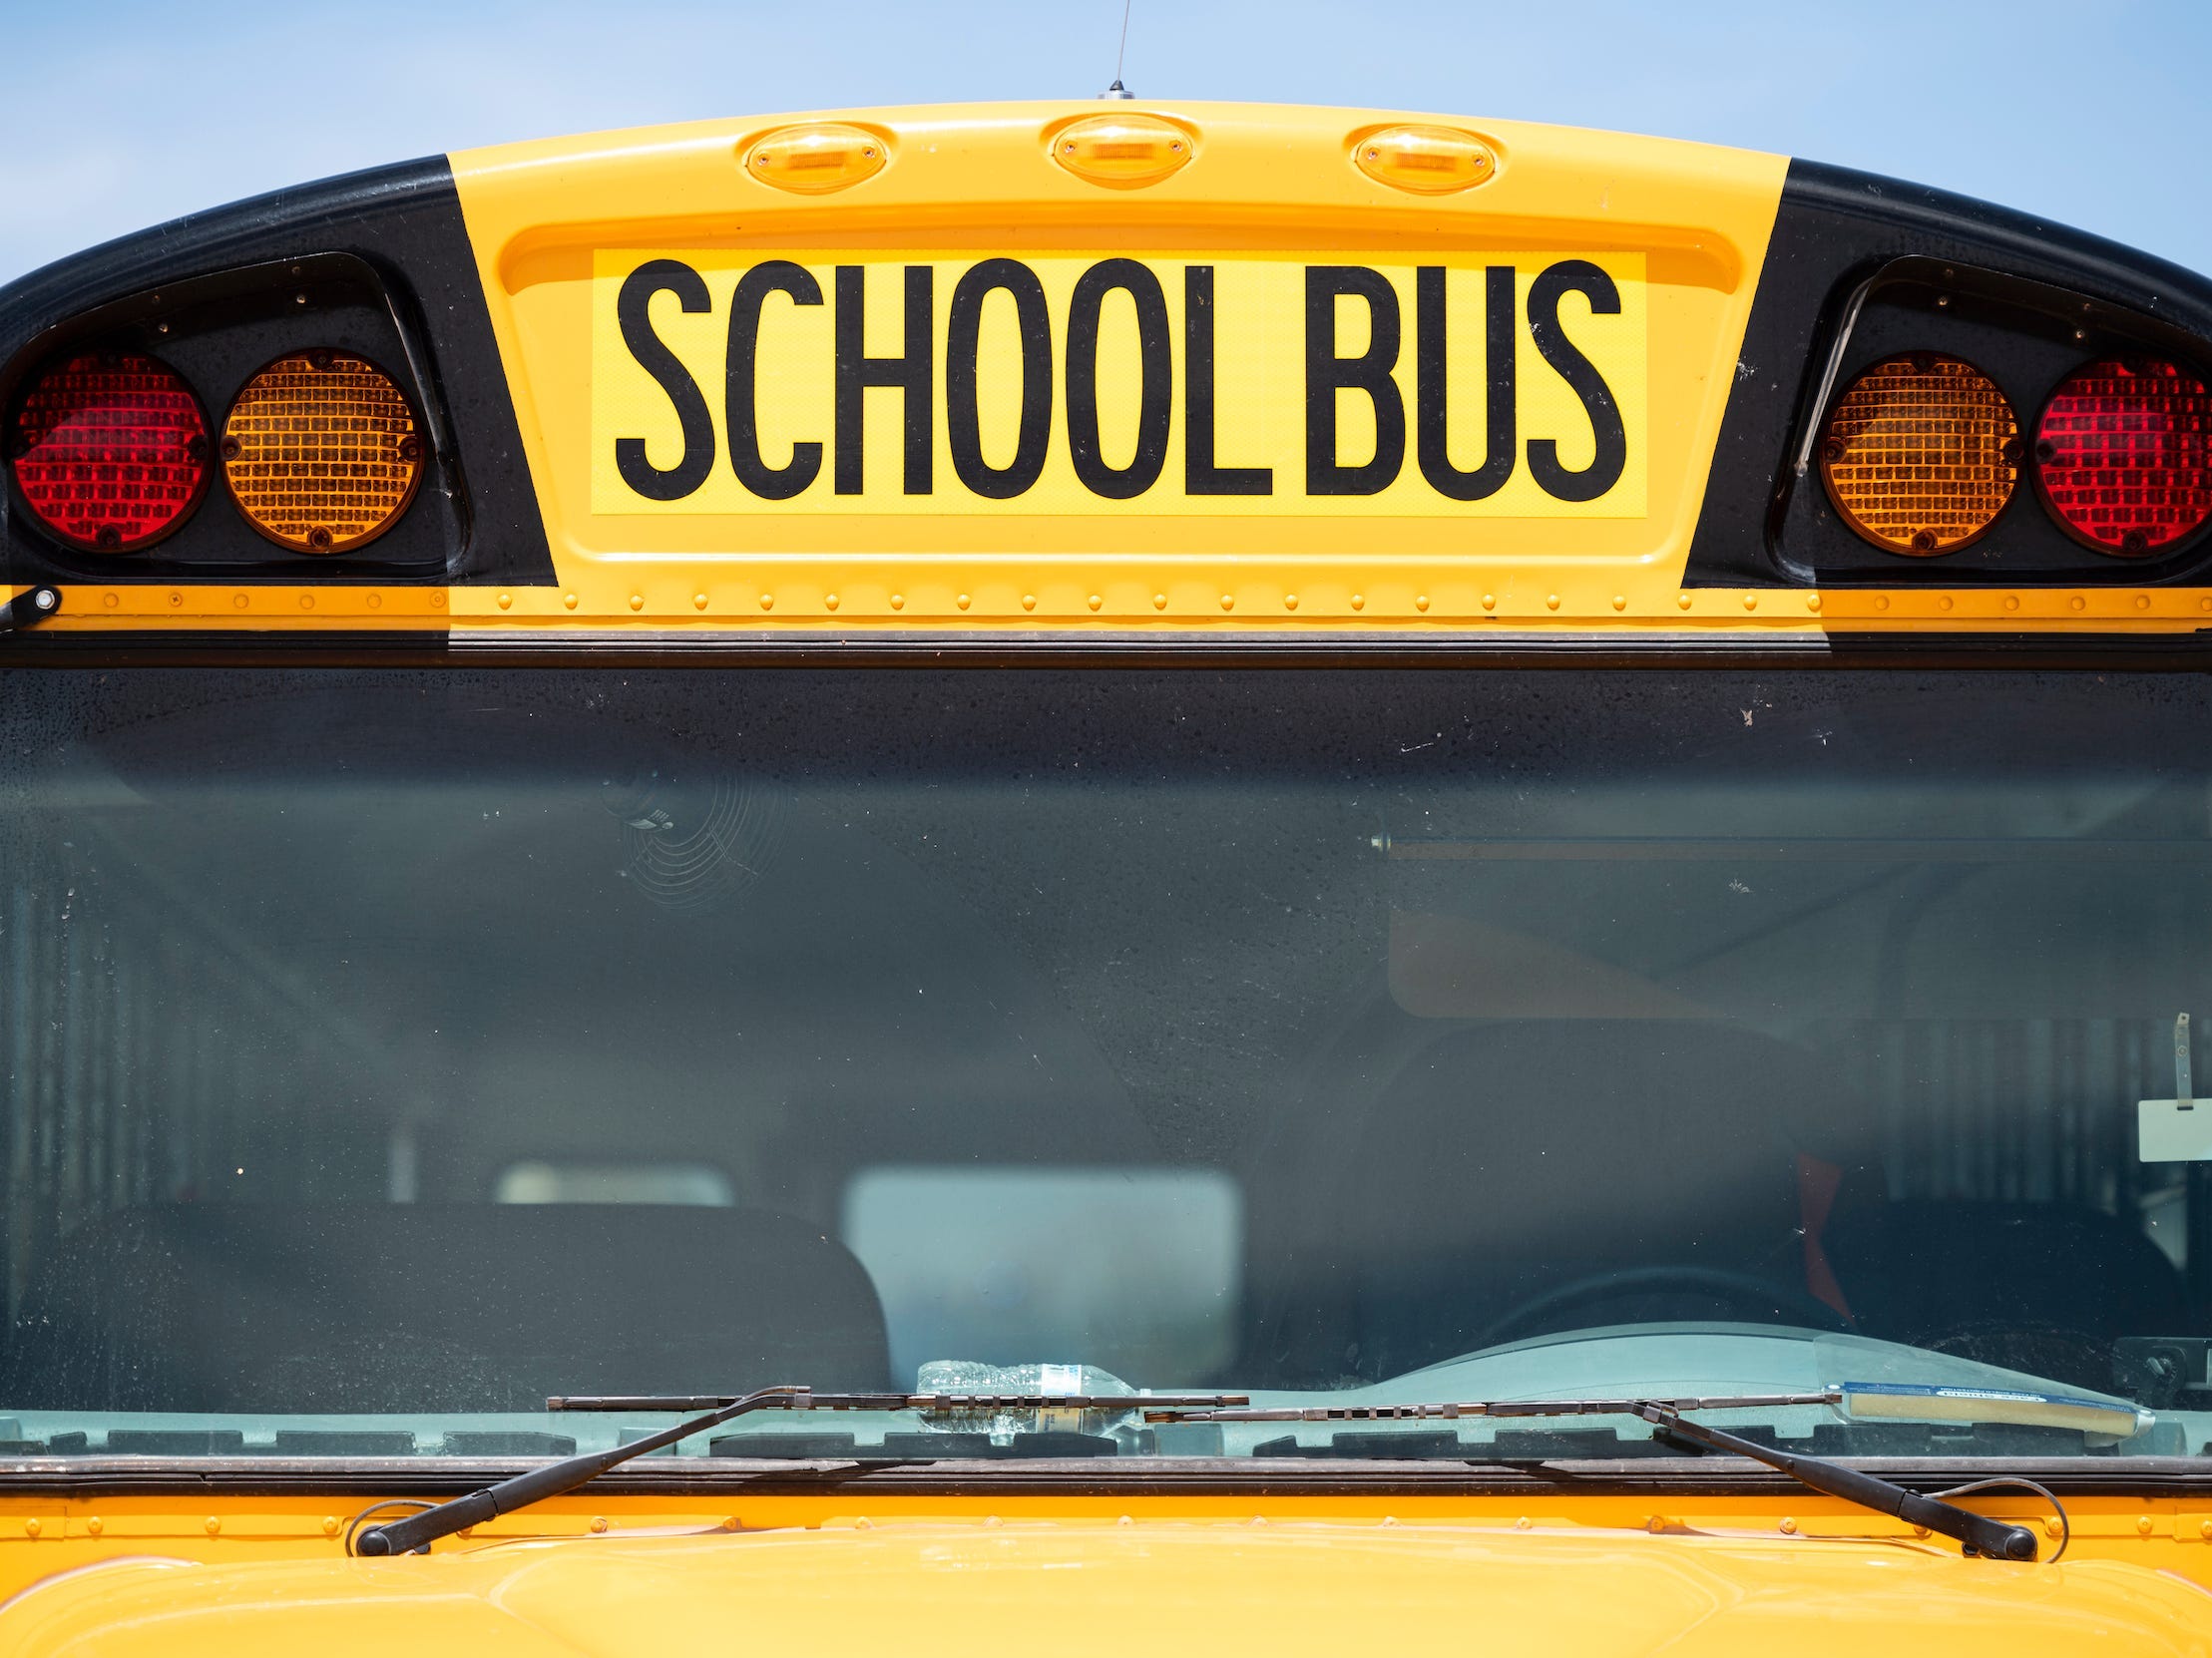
[
  {"left": 2033, "top": 358, "right": 2212, "bottom": 555},
  {"left": 9, "top": 353, "right": 210, "bottom": 552}
]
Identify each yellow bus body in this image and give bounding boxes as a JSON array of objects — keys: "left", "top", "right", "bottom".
[{"left": 3, "top": 104, "right": 2212, "bottom": 1648}]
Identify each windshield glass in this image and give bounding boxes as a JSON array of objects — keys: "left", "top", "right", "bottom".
[{"left": 2, "top": 664, "right": 2207, "bottom": 1464}]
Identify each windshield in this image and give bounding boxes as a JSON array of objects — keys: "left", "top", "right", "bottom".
[{"left": 1, "top": 664, "right": 2207, "bottom": 1464}]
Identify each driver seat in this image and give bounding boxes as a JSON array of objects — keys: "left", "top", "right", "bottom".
[{"left": 1325, "top": 1020, "right": 1857, "bottom": 1377}]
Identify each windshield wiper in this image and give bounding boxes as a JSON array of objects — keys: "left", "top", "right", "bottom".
[
  {"left": 353, "top": 1387, "right": 1248, "bottom": 1557},
  {"left": 1144, "top": 1393, "right": 2037, "bottom": 1561}
]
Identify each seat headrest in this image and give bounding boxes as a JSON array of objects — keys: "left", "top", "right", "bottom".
[
  {"left": 9, "top": 1204, "right": 891, "bottom": 1413},
  {"left": 1827, "top": 1199, "right": 2192, "bottom": 1349}
]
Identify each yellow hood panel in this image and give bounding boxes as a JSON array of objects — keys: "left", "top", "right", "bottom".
[{"left": 6, "top": 1522, "right": 2207, "bottom": 1657}]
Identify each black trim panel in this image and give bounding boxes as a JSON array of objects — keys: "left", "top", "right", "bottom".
[
  {"left": 9, "top": 629, "right": 2212, "bottom": 672},
  {"left": 0, "top": 1453, "right": 2201, "bottom": 1501},
  {"left": 1686, "top": 161, "right": 2212, "bottom": 588},
  {"left": 0, "top": 159, "right": 552, "bottom": 588}
]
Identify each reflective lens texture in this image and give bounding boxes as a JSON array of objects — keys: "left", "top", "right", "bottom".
[
  {"left": 2033, "top": 358, "right": 2212, "bottom": 556},
  {"left": 9, "top": 353, "right": 209, "bottom": 552},
  {"left": 221, "top": 352, "right": 422, "bottom": 553},
  {"left": 1821, "top": 354, "right": 2019, "bottom": 555}
]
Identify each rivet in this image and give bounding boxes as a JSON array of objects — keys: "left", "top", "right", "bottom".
[
  {"left": 957, "top": 594, "right": 971, "bottom": 611},
  {"left": 299, "top": 595, "right": 314, "bottom": 611},
  {"left": 2069, "top": 596, "right": 2086, "bottom": 611},
  {"left": 1220, "top": 594, "right": 1234, "bottom": 611},
  {"left": 1351, "top": 594, "right": 1365, "bottom": 611},
  {"left": 367, "top": 594, "right": 382, "bottom": 610},
  {"left": 322, "top": 1516, "right": 340, "bottom": 1537},
  {"left": 693, "top": 593, "right": 708, "bottom": 611},
  {"left": 1380, "top": 1516, "right": 1399, "bottom": 1526},
  {"left": 2200, "top": 598, "right": 2211, "bottom": 613},
  {"left": 2047, "top": 1517, "right": 2065, "bottom": 1539},
  {"left": 1283, "top": 594, "right": 1297, "bottom": 611},
  {"left": 1514, "top": 1516, "right": 1532, "bottom": 1530},
  {"left": 853, "top": 1516, "right": 873, "bottom": 1529},
  {"left": 2138, "top": 1514, "right": 2154, "bottom": 1535},
  {"left": 1647, "top": 1516, "right": 1666, "bottom": 1532},
  {"left": 1022, "top": 594, "right": 1036, "bottom": 611},
  {"left": 891, "top": 594, "right": 905, "bottom": 610},
  {"left": 101, "top": 593, "right": 118, "bottom": 610},
  {"left": 629, "top": 594, "right": 645, "bottom": 612},
  {"left": 1610, "top": 595, "right": 1626, "bottom": 612},
  {"left": 2200, "top": 1518, "right": 2211, "bottom": 1539},
  {"left": 1248, "top": 1514, "right": 1267, "bottom": 1526},
  {"left": 1481, "top": 594, "right": 1496, "bottom": 612},
  {"left": 1743, "top": 594, "right": 1758, "bottom": 611},
  {"left": 760, "top": 593, "right": 775, "bottom": 611},
  {"left": 2136, "top": 594, "right": 2151, "bottom": 610},
  {"left": 1546, "top": 594, "right": 1560, "bottom": 612},
  {"left": 1876, "top": 596, "right": 1892, "bottom": 611},
  {"left": 825, "top": 594, "right": 840, "bottom": 611},
  {"left": 23, "top": 1518, "right": 39, "bottom": 1538},
  {"left": 590, "top": 1516, "right": 609, "bottom": 1533},
  {"left": 497, "top": 593, "right": 512, "bottom": 610},
  {"left": 563, "top": 593, "right": 578, "bottom": 610},
  {"left": 1089, "top": 594, "right": 1103, "bottom": 611},
  {"left": 1806, "top": 594, "right": 1822, "bottom": 612},
  {"left": 985, "top": 1514, "right": 1003, "bottom": 1527},
  {"left": 232, "top": 593, "right": 248, "bottom": 610},
  {"left": 430, "top": 592, "right": 446, "bottom": 609},
  {"left": 1414, "top": 595, "right": 1430, "bottom": 612},
  {"left": 1913, "top": 1525, "right": 1930, "bottom": 1539},
  {"left": 1677, "top": 594, "right": 1692, "bottom": 610},
  {"left": 1152, "top": 593, "right": 1167, "bottom": 610},
  {"left": 1938, "top": 596, "right": 1953, "bottom": 611},
  {"left": 1116, "top": 1514, "right": 1132, "bottom": 1525},
  {"left": 86, "top": 1516, "right": 102, "bottom": 1536},
  {"left": 2003, "top": 596, "right": 2019, "bottom": 611},
  {"left": 1779, "top": 1516, "right": 1798, "bottom": 1534},
  {"left": 205, "top": 1516, "right": 221, "bottom": 1536}
]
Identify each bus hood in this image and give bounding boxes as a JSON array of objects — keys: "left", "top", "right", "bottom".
[{"left": 5, "top": 1522, "right": 2207, "bottom": 1656}]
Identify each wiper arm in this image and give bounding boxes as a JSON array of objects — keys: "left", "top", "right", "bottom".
[
  {"left": 354, "top": 1387, "right": 1247, "bottom": 1557},
  {"left": 1144, "top": 1393, "right": 2038, "bottom": 1562}
]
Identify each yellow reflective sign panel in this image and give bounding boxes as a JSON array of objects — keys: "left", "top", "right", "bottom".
[{"left": 591, "top": 252, "right": 1646, "bottom": 519}]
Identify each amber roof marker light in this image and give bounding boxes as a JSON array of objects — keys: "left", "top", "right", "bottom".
[
  {"left": 2033, "top": 357, "right": 2212, "bottom": 556},
  {"left": 9, "top": 352, "right": 211, "bottom": 552},
  {"left": 1820, "top": 354, "right": 2021, "bottom": 555},
  {"left": 221, "top": 350, "right": 422, "bottom": 554}
]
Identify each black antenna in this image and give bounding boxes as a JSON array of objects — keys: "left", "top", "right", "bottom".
[{"left": 1101, "top": 0, "right": 1134, "bottom": 97}]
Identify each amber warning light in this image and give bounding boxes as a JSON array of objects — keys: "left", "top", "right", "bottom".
[
  {"left": 221, "top": 350, "right": 422, "bottom": 553},
  {"left": 1820, "top": 354, "right": 2019, "bottom": 555}
]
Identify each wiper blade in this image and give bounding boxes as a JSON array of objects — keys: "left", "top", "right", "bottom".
[
  {"left": 1145, "top": 1394, "right": 2038, "bottom": 1562},
  {"left": 354, "top": 1387, "right": 1247, "bottom": 1557}
]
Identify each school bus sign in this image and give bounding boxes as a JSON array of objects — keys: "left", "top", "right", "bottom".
[{"left": 592, "top": 252, "right": 1646, "bottom": 518}]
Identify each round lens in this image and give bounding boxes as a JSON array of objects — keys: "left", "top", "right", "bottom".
[
  {"left": 1820, "top": 354, "right": 2019, "bottom": 555},
  {"left": 2033, "top": 358, "right": 2212, "bottom": 556},
  {"left": 9, "top": 352, "right": 210, "bottom": 552},
  {"left": 221, "top": 351, "right": 423, "bottom": 554}
]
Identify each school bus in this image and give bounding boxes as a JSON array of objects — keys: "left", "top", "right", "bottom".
[{"left": 1, "top": 99, "right": 2211, "bottom": 1650}]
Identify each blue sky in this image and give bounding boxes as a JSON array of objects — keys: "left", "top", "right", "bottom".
[{"left": 3, "top": 0, "right": 2208, "bottom": 283}]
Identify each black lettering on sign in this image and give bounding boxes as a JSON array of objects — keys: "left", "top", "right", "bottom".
[
  {"left": 835, "top": 264, "right": 935, "bottom": 496},
  {"left": 1526, "top": 259, "right": 1626, "bottom": 503},
  {"left": 615, "top": 259, "right": 715, "bottom": 502},
  {"left": 1416, "top": 265, "right": 1516, "bottom": 501},
  {"left": 1066, "top": 258, "right": 1172, "bottom": 500},
  {"left": 725, "top": 260, "right": 824, "bottom": 501},
  {"left": 1305, "top": 267, "right": 1405, "bottom": 496},
  {"left": 946, "top": 259, "right": 1053, "bottom": 499},
  {"left": 1183, "top": 266, "right": 1271, "bottom": 496}
]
